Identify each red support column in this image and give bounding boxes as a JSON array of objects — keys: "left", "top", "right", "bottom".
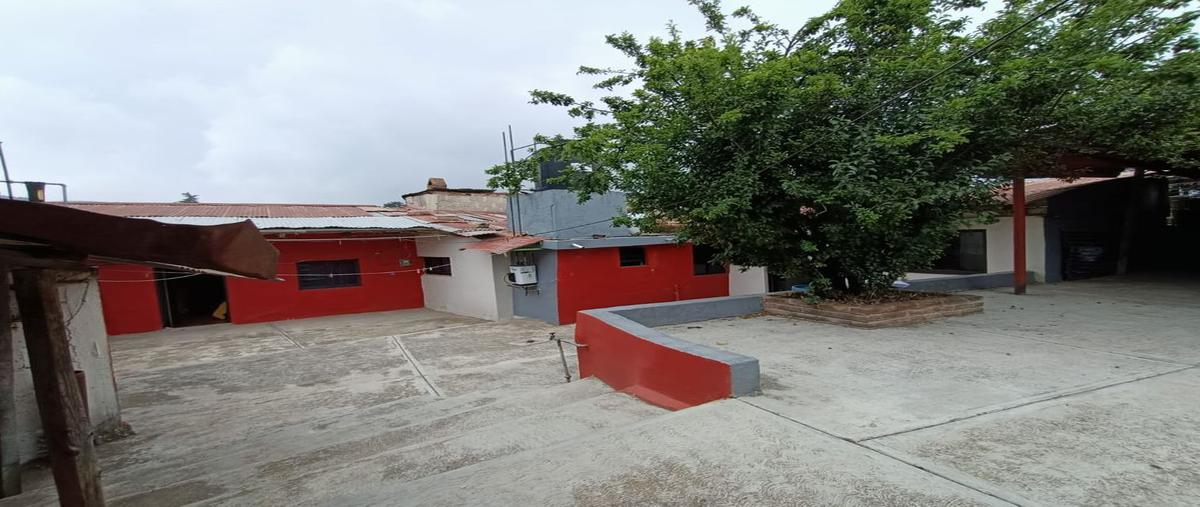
[{"left": 1012, "top": 176, "right": 1027, "bottom": 295}]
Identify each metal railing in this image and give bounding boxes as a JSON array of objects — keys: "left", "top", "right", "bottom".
[{"left": 548, "top": 332, "right": 587, "bottom": 383}]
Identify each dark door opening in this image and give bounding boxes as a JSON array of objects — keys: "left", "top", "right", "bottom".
[
  {"left": 1061, "top": 230, "right": 1118, "bottom": 281},
  {"left": 156, "top": 269, "right": 229, "bottom": 328}
]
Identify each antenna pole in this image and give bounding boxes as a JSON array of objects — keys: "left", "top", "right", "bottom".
[
  {"left": 507, "top": 125, "right": 523, "bottom": 235},
  {"left": 502, "top": 132, "right": 516, "bottom": 234},
  {"left": 0, "top": 142, "right": 13, "bottom": 199}
]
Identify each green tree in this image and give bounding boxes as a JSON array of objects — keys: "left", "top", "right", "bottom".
[
  {"left": 490, "top": 0, "right": 1199, "bottom": 298},
  {"left": 382, "top": 201, "right": 405, "bottom": 208},
  {"left": 179, "top": 192, "right": 199, "bottom": 203}
]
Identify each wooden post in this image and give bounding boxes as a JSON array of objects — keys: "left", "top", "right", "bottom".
[
  {"left": 0, "top": 265, "right": 20, "bottom": 497},
  {"left": 11, "top": 269, "right": 104, "bottom": 506},
  {"left": 1115, "top": 168, "right": 1146, "bottom": 275},
  {"left": 1013, "top": 176, "right": 1027, "bottom": 295}
]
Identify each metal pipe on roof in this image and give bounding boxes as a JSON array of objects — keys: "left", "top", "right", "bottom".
[{"left": 0, "top": 142, "right": 12, "bottom": 199}]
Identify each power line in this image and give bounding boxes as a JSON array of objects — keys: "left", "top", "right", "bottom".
[
  {"left": 96, "top": 263, "right": 457, "bottom": 283},
  {"left": 525, "top": 217, "right": 617, "bottom": 237},
  {"left": 98, "top": 273, "right": 204, "bottom": 283}
]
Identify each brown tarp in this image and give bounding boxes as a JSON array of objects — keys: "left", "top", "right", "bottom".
[{"left": 0, "top": 199, "right": 278, "bottom": 279}]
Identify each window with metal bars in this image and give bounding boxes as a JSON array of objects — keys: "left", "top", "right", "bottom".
[
  {"left": 618, "top": 246, "right": 646, "bottom": 267},
  {"left": 296, "top": 259, "right": 362, "bottom": 290},
  {"left": 422, "top": 257, "right": 452, "bottom": 276}
]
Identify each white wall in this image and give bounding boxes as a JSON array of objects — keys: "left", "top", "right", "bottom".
[
  {"left": 971, "top": 216, "right": 1046, "bottom": 281},
  {"left": 6, "top": 272, "right": 120, "bottom": 464},
  {"left": 416, "top": 237, "right": 512, "bottom": 321},
  {"left": 729, "top": 265, "right": 769, "bottom": 295}
]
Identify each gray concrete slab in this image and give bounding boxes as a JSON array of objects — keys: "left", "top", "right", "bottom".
[
  {"left": 271, "top": 308, "right": 485, "bottom": 347},
  {"left": 1, "top": 310, "right": 580, "bottom": 506},
  {"left": 663, "top": 311, "right": 1182, "bottom": 440},
  {"left": 872, "top": 367, "right": 1200, "bottom": 506},
  {"left": 109, "top": 322, "right": 297, "bottom": 376},
  {"left": 345, "top": 400, "right": 1007, "bottom": 506},
  {"left": 944, "top": 276, "right": 1200, "bottom": 364}
]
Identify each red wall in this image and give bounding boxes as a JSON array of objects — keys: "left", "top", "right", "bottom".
[
  {"left": 97, "top": 265, "right": 164, "bottom": 335},
  {"left": 226, "top": 234, "right": 424, "bottom": 324},
  {"left": 556, "top": 243, "right": 728, "bottom": 324},
  {"left": 96, "top": 234, "right": 425, "bottom": 334},
  {"left": 575, "top": 312, "right": 732, "bottom": 410}
]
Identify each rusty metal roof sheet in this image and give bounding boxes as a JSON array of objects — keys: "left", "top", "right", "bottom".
[
  {"left": 138, "top": 215, "right": 434, "bottom": 231},
  {"left": 56, "top": 201, "right": 511, "bottom": 238},
  {"left": 1000, "top": 176, "right": 1131, "bottom": 204},
  {"left": 60, "top": 202, "right": 376, "bottom": 218},
  {"left": 464, "top": 235, "right": 545, "bottom": 254}
]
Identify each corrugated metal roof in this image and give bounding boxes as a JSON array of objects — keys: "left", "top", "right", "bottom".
[
  {"left": 464, "top": 235, "right": 545, "bottom": 254},
  {"left": 62, "top": 202, "right": 375, "bottom": 218},
  {"left": 137, "top": 216, "right": 432, "bottom": 230},
  {"left": 1000, "top": 176, "right": 1130, "bottom": 204},
  {"left": 58, "top": 201, "right": 511, "bottom": 237}
]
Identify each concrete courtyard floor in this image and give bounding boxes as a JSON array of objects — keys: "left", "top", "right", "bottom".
[
  {"left": 3, "top": 308, "right": 596, "bottom": 505},
  {"left": 3, "top": 275, "right": 1197, "bottom": 506},
  {"left": 664, "top": 274, "right": 1200, "bottom": 506}
]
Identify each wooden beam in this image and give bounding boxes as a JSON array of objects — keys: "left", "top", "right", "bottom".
[
  {"left": 11, "top": 269, "right": 104, "bottom": 506},
  {"left": 0, "top": 249, "right": 89, "bottom": 272},
  {"left": 0, "top": 265, "right": 20, "bottom": 497},
  {"left": 1013, "top": 176, "right": 1027, "bottom": 295}
]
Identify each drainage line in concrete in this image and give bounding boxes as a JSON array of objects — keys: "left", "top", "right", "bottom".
[
  {"left": 392, "top": 336, "right": 442, "bottom": 398},
  {"left": 269, "top": 323, "right": 305, "bottom": 349},
  {"left": 736, "top": 399, "right": 1027, "bottom": 507},
  {"left": 859, "top": 364, "right": 1197, "bottom": 443}
]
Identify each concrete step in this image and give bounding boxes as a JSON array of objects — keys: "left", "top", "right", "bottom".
[
  {"left": 99, "top": 379, "right": 623, "bottom": 504},
  {"left": 206, "top": 389, "right": 669, "bottom": 505}
]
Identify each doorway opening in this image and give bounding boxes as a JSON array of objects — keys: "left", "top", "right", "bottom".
[{"left": 156, "top": 269, "right": 230, "bottom": 328}]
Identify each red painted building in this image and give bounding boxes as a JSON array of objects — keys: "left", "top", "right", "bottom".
[
  {"left": 554, "top": 243, "right": 728, "bottom": 324},
  {"left": 66, "top": 202, "right": 511, "bottom": 335},
  {"left": 497, "top": 234, "right": 730, "bottom": 325},
  {"left": 96, "top": 234, "right": 425, "bottom": 335},
  {"left": 492, "top": 187, "right": 731, "bottom": 325}
]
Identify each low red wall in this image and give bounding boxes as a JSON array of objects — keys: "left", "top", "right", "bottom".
[
  {"left": 97, "top": 265, "right": 163, "bottom": 335},
  {"left": 575, "top": 312, "right": 733, "bottom": 410},
  {"left": 556, "top": 243, "right": 728, "bottom": 324},
  {"left": 227, "top": 234, "right": 424, "bottom": 324}
]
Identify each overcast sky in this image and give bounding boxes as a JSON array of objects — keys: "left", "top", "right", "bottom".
[{"left": 0, "top": 0, "right": 842, "bottom": 204}]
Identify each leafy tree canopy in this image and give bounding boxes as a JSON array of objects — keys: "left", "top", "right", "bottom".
[
  {"left": 178, "top": 192, "right": 199, "bottom": 203},
  {"left": 489, "top": 0, "right": 1200, "bottom": 297},
  {"left": 382, "top": 200, "right": 405, "bottom": 208}
]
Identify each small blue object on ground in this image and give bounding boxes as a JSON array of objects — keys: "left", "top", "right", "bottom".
[{"left": 791, "top": 284, "right": 809, "bottom": 293}]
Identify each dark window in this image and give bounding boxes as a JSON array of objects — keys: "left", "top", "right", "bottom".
[
  {"left": 422, "top": 257, "right": 452, "bottom": 276},
  {"left": 930, "top": 230, "right": 987, "bottom": 273},
  {"left": 692, "top": 244, "right": 726, "bottom": 275},
  {"left": 618, "top": 246, "right": 646, "bottom": 267},
  {"left": 297, "top": 259, "right": 361, "bottom": 290}
]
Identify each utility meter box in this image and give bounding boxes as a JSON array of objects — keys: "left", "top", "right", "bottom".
[{"left": 509, "top": 265, "right": 537, "bottom": 285}]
